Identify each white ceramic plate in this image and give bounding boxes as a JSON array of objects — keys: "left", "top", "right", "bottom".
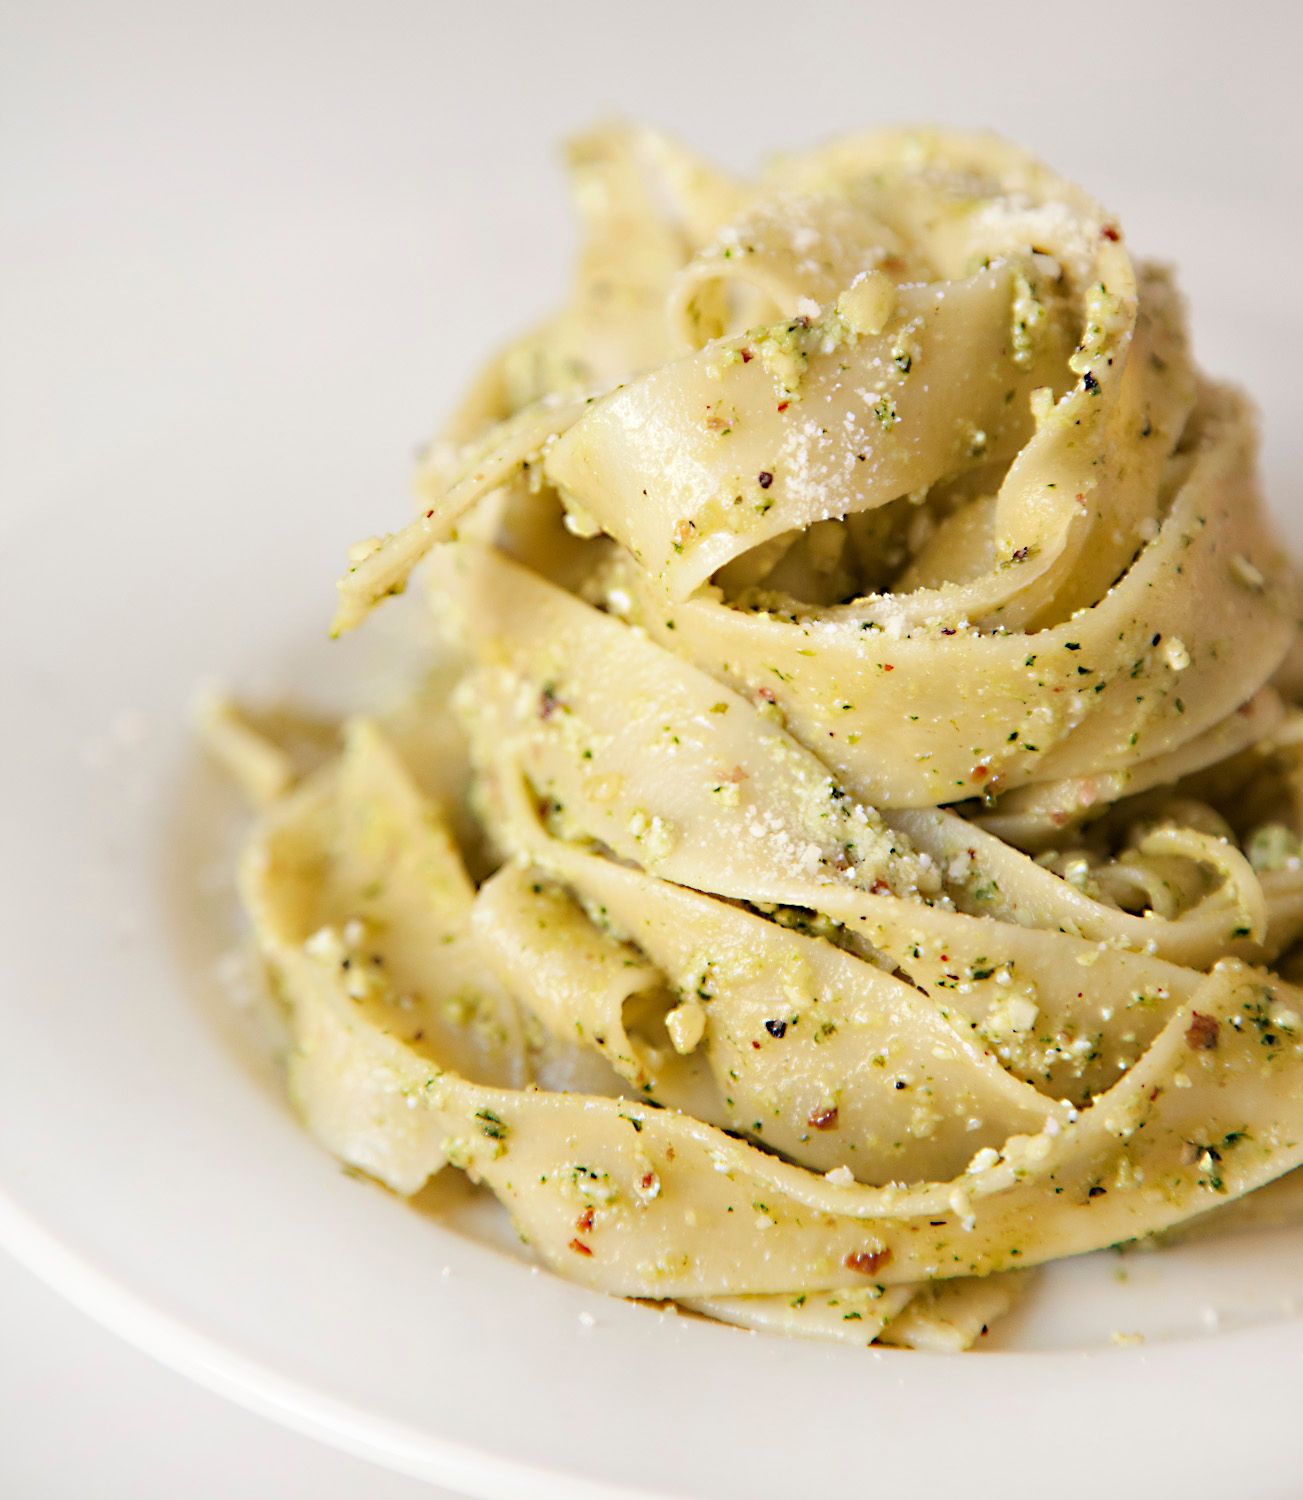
[
  {"left": 3, "top": 256, "right": 1303, "bottom": 1500},
  {"left": 4, "top": 8, "right": 1303, "bottom": 1496}
]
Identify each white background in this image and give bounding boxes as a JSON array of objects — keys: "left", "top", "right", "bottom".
[{"left": 2, "top": 1, "right": 1300, "bottom": 1494}]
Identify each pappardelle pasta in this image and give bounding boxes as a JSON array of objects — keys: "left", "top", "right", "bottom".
[{"left": 214, "top": 125, "right": 1303, "bottom": 1351}]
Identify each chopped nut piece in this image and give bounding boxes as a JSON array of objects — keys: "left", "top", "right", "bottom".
[
  {"left": 1186, "top": 1013, "right": 1220, "bottom": 1051},
  {"left": 844, "top": 1248, "right": 891, "bottom": 1276}
]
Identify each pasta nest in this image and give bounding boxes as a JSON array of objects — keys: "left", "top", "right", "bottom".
[{"left": 231, "top": 126, "right": 1303, "bottom": 1349}]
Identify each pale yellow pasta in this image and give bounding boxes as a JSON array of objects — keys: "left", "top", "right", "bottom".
[{"left": 222, "top": 124, "right": 1303, "bottom": 1351}]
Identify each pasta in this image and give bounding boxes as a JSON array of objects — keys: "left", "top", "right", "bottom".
[{"left": 220, "top": 124, "right": 1303, "bottom": 1350}]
